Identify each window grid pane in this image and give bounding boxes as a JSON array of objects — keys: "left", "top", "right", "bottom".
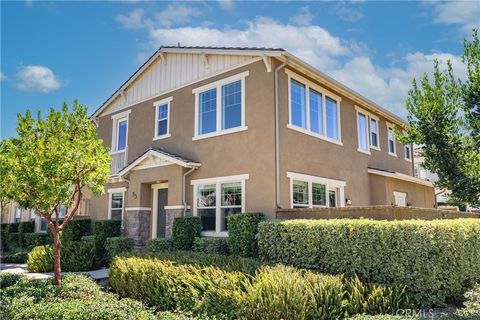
[
  {"left": 158, "top": 119, "right": 168, "bottom": 136},
  {"left": 111, "top": 192, "right": 123, "bottom": 209},
  {"left": 222, "top": 81, "right": 242, "bottom": 130},
  {"left": 358, "top": 113, "right": 368, "bottom": 151},
  {"left": 388, "top": 128, "right": 395, "bottom": 153},
  {"left": 221, "top": 182, "right": 242, "bottom": 207},
  {"left": 326, "top": 97, "right": 338, "bottom": 140},
  {"left": 309, "top": 89, "right": 323, "bottom": 135},
  {"left": 370, "top": 119, "right": 378, "bottom": 147},
  {"left": 312, "top": 183, "right": 326, "bottom": 206},
  {"left": 291, "top": 80, "right": 307, "bottom": 128},
  {"left": 199, "top": 88, "right": 217, "bottom": 135},
  {"left": 117, "top": 120, "right": 127, "bottom": 150},
  {"left": 293, "top": 180, "right": 309, "bottom": 206},
  {"left": 197, "top": 184, "right": 216, "bottom": 208},
  {"left": 329, "top": 190, "right": 337, "bottom": 208}
]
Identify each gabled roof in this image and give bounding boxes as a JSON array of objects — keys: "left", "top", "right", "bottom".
[
  {"left": 92, "top": 46, "right": 407, "bottom": 127},
  {"left": 117, "top": 147, "right": 200, "bottom": 177}
]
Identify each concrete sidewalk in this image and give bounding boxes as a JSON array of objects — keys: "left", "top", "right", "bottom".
[{"left": 0, "top": 263, "right": 109, "bottom": 280}]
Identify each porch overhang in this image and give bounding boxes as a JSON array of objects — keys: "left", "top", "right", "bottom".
[
  {"left": 117, "top": 148, "right": 201, "bottom": 177},
  {"left": 368, "top": 167, "right": 434, "bottom": 187}
]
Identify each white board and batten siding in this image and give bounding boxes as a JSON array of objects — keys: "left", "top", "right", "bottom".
[{"left": 103, "top": 53, "right": 261, "bottom": 116}]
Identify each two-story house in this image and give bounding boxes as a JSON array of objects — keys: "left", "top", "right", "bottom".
[{"left": 87, "top": 47, "right": 435, "bottom": 246}]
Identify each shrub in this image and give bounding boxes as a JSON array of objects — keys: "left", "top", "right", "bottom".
[
  {"left": 27, "top": 245, "right": 53, "bottom": 272},
  {"left": 23, "top": 233, "right": 49, "bottom": 249},
  {"left": 7, "top": 232, "right": 23, "bottom": 249},
  {"left": 1, "top": 250, "right": 28, "bottom": 263},
  {"left": 61, "top": 219, "right": 92, "bottom": 242},
  {"left": 0, "top": 274, "right": 155, "bottom": 320},
  {"left": 81, "top": 235, "right": 95, "bottom": 243},
  {"left": 18, "top": 221, "right": 35, "bottom": 234},
  {"left": 193, "top": 237, "right": 229, "bottom": 255},
  {"left": 0, "top": 273, "right": 24, "bottom": 288},
  {"left": 105, "top": 237, "right": 134, "bottom": 264},
  {"left": 27, "top": 240, "right": 96, "bottom": 273},
  {"left": 172, "top": 216, "right": 201, "bottom": 250},
  {"left": 257, "top": 219, "right": 480, "bottom": 307},
  {"left": 147, "top": 238, "right": 173, "bottom": 252},
  {"left": 7, "top": 222, "right": 20, "bottom": 233},
  {"left": 227, "top": 212, "right": 264, "bottom": 257},
  {"left": 94, "top": 220, "right": 121, "bottom": 264},
  {"left": 456, "top": 283, "right": 480, "bottom": 318}
]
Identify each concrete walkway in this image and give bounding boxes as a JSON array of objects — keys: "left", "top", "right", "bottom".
[{"left": 0, "top": 263, "right": 109, "bottom": 280}]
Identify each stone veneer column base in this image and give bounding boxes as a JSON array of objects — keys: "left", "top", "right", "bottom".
[
  {"left": 165, "top": 208, "right": 189, "bottom": 238},
  {"left": 125, "top": 209, "right": 151, "bottom": 248}
]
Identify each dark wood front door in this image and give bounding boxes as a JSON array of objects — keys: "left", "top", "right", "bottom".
[{"left": 157, "top": 188, "right": 168, "bottom": 238}]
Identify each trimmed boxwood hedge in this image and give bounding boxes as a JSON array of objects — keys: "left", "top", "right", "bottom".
[
  {"left": 23, "top": 233, "right": 49, "bottom": 249},
  {"left": 257, "top": 218, "right": 480, "bottom": 307},
  {"left": 61, "top": 219, "right": 92, "bottom": 242},
  {"left": 172, "top": 216, "right": 201, "bottom": 250},
  {"left": 105, "top": 237, "right": 134, "bottom": 264},
  {"left": 147, "top": 238, "right": 173, "bottom": 252},
  {"left": 93, "top": 220, "right": 122, "bottom": 264},
  {"left": 227, "top": 212, "right": 264, "bottom": 257},
  {"left": 193, "top": 237, "right": 229, "bottom": 255}
]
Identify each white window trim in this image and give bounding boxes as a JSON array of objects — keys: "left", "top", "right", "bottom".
[
  {"left": 153, "top": 96, "right": 173, "bottom": 141},
  {"left": 369, "top": 115, "right": 380, "bottom": 151},
  {"left": 287, "top": 172, "right": 346, "bottom": 208},
  {"left": 404, "top": 144, "right": 412, "bottom": 162},
  {"left": 151, "top": 183, "right": 168, "bottom": 239},
  {"left": 107, "top": 187, "right": 126, "bottom": 227},
  {"left": 387, "top": 122, "right": 397, "bottom": 157},
  {"left": 355, "top": 106, "right": 381, "bottom": 154},
  {"left": 286, "top": 69, "right": 342, "bottom": 145},
  {"left": 355, "top": 108, "right": 371, "bottom": 155},
  {"left": 110, "top": 110, "right": 131, "bottom": 153},
  {"left": 192, "top": 71, "right": 249, "bottom": 141},
  {"left": 191, "top": 174, "right": 249, "bottom": 237}
]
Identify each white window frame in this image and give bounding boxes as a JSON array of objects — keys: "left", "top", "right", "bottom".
[
  {"left": 404, "top": 144, "right": 412, "bottom": 162},
  {"left": 191, "top": 174, "right": 249, "bottom": 237},
  {"left": 369, "top": 115, "right": 380, "bottom": 150},
  {"left": 355, "top": 106, "right": 381, "bottom": 154},
  {"left": 356, "top": 108, "right": 370, "bottom": 155},
  {"left": 387, "top": 122, "right": 397, "bottom": 157},
  {"left": 192, "top": 71, "right": 249, "bottom": 141},
  {"left": 111, "top": 110, "right": 131, "bottom": 153},
  {"left": 153, "top": 96, "right": 173, "bottom": 141},
  {"left": 286, "top": 69, "right": 343, "bottom": 146},
  {"left": 287, "top": 172, "right": 346, "bottom": 208},
  {"left": 107, "top": 187, "right": 126, "bottom": 227}
]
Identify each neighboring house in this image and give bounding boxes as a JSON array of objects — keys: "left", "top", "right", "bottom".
[
  {"left": 85, "top": 46, "right": 435, "bottom": 246},
  {"left": 413, "top": 147, "right": 448, "bottom": 204}
]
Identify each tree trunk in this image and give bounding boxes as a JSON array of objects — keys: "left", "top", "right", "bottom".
[{"left": 52, "top": 227, "right": 62, "bottom": 286}]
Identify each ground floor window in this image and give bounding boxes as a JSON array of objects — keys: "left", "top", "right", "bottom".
[
  {"left": 192, "top": 174, "right": 248, "bottom": 236},
  {"left": 14, "top": 206, "right": 21, "bottom": 223},
  {"left": 288, "top": 172, "right": 345, "bottom": 208},
  {"left": 39, "top": 217, "right": 48, "bottom": 232},
  {"left": 108, "top": 187, "right": 126, "bottom": 221}
]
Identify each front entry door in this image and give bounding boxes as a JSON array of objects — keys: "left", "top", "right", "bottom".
[{"left": 157, "top": 189, "right": 168, "bottom": 237}]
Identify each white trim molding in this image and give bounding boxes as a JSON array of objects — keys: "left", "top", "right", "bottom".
[
  {"left": 386, "top": 123, "right": 397, "bottom": 157},
  {"left": 151, "top": 183, "right": 168, "bottom": 239},
  {"left": 125, "top": 207, "right": 152, "bottom": 211},
  {"left": 368, "top": 168, "right": 434, "bottom": 187},
  {"left": 107, "top": 187, "right": 126, "bottom": 225},
  {"left": 164, "top": 205, "right": 191, "bottom": 210},
  {"left": 287, "top": 172, "right": 346, "bottom": 208},
  {"left": 192, "top": 71, "right": 249, "bottom": 141},
  {"left": 191, "top": 174, "right": 249, "bottom": 237}
]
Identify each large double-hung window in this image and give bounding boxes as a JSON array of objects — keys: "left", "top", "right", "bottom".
[
  {"left": 193, "top": 71, "right": 248, "bottom": 140},
  {"left": 192, "top": 174, "right": 248, "bottom": 236},
  {"left": 288, "top": 172, "right": 345, "bottom": 208},
  {"left": 356, "top": 106, "right": 380, "bottom": 154},
  {"left": 287, "top": 70, "right": 341, "bottom": 144}
]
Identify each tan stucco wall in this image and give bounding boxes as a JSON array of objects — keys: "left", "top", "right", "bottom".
[
  {"left": 275, "top": 60, "right": 415, "bottom": 209},
  {"left": 92, "top": 58, "right": 431, "bottom": 220}
]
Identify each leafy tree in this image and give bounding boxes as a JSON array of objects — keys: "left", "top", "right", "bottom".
[
  {"left": 399, "top": 30, "right": 480, "bottom": 208},
  {"left": 0, "top": 101, "right": 110, "bottom": 285}
]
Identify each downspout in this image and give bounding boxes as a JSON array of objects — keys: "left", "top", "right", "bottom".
[
  {"left": 183, "top": 166, "right": 197, "bottom": 216},
  {"left": 274, "top": 57, "right": 290, "bottom": 209}
]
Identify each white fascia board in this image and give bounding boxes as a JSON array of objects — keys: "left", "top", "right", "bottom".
[{"left": 367, "top": 168, "right": 434, "bottom": 187}]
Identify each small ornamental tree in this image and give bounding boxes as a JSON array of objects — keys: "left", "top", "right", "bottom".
[
  {"left": 398, "top": 30, "right": 480, "bottom": 207},
  {"left": 0, "top": 101, "right": 110, "bottom": 285}
]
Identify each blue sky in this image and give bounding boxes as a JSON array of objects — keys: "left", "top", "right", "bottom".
[{"left": 1, "top": 0, "right": 479, "bottom": 139}]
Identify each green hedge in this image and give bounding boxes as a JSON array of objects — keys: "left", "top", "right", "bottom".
[
  {"left": 23, "top": 233, "right": 49, "bottom": 249},
  {"left": 61, "top": 219, "right": 92, "bottom": 242},
  {"left": 105, "top": 237, "right": 134, "bottom": 264},
  {"left": 257, "top": 219, "right": 480, "bottom": 307},
  {"left": 18, "top": 221, "right": 35, "bottom": 234},
  {"left": 193, "top": 237, "right": 229, "bottom": 255},
  {"left": 110, "top": 254, "right": 411, "bottom": 320},
  {"left": 172, "top": 217, "right": 201, "bottom": 250},
  {"left": 227, "top": 212, "right": 264, "bottom": 257},
  {"left": 7, "top": 232, "right": 23, "bottom": 249},
  {"left": 7, "top": 222, "right": 20, "bottom": 233},
  {"left": 94, "top": 220, "right": 121, "bottom": 264},
  {"left": 26, "top": 239, "right": 96, "bottom": 272},
  {"left": 1, "top": 250, "right": 29, "bottom": 263},
  {"left": 147, "top": 238, "right": 173, "bottom": 252}
]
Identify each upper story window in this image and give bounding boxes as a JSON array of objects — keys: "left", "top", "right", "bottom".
[
  {"left": 404, "top": 144, "right": 412, "bottom": 161},
  {"left": 192, "top": 174, "right": 248, "bottom": 236},
  {"left": 111, "top": 110, "right": 131, "bottom": 152},
  {"left": 286, "top": 69, "right": 342, "bottom": 145},
  {"left": 192, "top": 71, "right": 248, "bottom": 140},
  {"left": 355, "top": 106, "right": 380, "bottom": 154},
  {"left": 153, "top": 97, "right": 172, "bottom": 140},
  {"left": 288, "top": 172, "right": 345, "bottom": 208},
  {"left": 387, "top": 123, "right": 397, "bottom": 156}
]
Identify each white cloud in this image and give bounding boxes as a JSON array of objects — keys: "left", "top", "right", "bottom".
[
  {"left": 218, "top": 0, "right": 234, "bottom": 11},
  {"left": 329, "top": 3, "right": 364, "bottom": 22},
  {"left": 0, "top": 72, "right": 6, "bottom": 81},
  {"left": 116, "top": 8, "right": 147, "bottom": 29},
  {"left": 16, "top": 65, "right": 62, "bottom": 93},
  {"left": 430, "top": 1, "right": 480, "bottom": 33},
  {"left": 289, "top": 6, "right": 314, "bottom": 26}
]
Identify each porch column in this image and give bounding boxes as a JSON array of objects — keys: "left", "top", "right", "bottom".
[{"left": 124, "top": 208, "right": 151, "bottom": 248}]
